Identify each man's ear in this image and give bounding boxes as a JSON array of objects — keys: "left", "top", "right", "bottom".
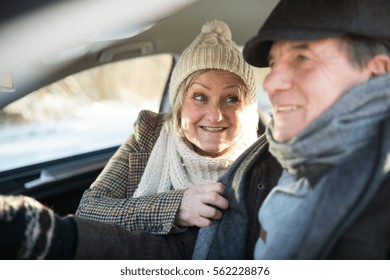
[{"left": 367, "top": 54, "right": 390, "bottom": 75}]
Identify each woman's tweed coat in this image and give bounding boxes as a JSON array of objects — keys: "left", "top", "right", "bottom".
[{"left": 76, "top": 110, "right": 187, "bottom": 234}]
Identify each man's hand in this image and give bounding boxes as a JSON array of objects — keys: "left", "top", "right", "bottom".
[{"left": 175, "top": 182, "right": 229, "bottom": 227}]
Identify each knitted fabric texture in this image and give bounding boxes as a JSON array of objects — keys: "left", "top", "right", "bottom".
[
  {"left": 169, "top": 20, "right": 256, "bottom": 106},
  {"left": 0, "top": 195, "right": 55, "bottom": 259},
  {"left": 133, "top": 122, "right": 255, "bottom": 197}
]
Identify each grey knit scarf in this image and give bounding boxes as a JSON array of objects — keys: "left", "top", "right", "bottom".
[
  {"left": 267, "top": 74, "right": 390, "bottom": 183},
  {"left": 257, "top": 74, "right": 390, "bottom": 259},
  {"left": 193, "top": 74, "right": 390, "bottom": 259}
]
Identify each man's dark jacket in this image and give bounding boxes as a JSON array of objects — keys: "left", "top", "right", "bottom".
[{"left": 193, "top": 131, "right": 390, "bottom": 260}]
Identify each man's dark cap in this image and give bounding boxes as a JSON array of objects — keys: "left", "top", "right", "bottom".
[{"left": 244, "top": 0, "right": 390, "bottom": 67}]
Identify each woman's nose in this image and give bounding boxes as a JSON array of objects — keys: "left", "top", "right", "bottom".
[{"left": 207, "top": 103, "right": 223, "bottom": 122}]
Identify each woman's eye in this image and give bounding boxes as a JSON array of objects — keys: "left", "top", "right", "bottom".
[
  {"left": 226, "top": 95, "right": 240, "bottom": 104},
  {"left": 194, "top": 94, "right": 207, "bottom": 102}
]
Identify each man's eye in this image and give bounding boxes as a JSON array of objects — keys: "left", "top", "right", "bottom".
[{"left": 296, "top": 55, "right": 308, "bottom": 62}]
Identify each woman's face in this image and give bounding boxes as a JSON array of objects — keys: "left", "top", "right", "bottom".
[{"left": 180, "top": 70, "right": 253, "bottom": 157}]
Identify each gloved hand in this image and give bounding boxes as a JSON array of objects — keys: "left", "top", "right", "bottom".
[{"left": 0, "top": 195, "right": 77, "bottom": 259}]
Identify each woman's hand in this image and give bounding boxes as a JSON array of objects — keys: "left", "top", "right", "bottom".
[{"left": 174, "top": 182, "right": 229, "bottom": 227}]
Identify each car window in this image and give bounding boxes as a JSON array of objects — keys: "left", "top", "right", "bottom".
[
  {"left": 236, "top": 46, "right": 271, "bottom": 115},
  {"left": 0, "top": 54, "right": 172, "bottom": 172},
  {"left": 253, "top": 67, "right": 272, "bottom": 114}
]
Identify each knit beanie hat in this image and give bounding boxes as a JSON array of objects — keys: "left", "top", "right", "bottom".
[{"left": 169, "top": 20, "right": 257, "bottom": 106}]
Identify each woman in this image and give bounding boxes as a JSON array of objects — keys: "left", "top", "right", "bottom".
[
  {"left": 0, "top": 20, "right": 260, "bottom": 259},
  {"left": 75, "top": 19, "right": 259, "bottom": 234}
]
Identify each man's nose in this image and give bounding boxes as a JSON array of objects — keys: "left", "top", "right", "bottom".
[{"left": 263, "top": 63, "right": 293, "bottom": 96}]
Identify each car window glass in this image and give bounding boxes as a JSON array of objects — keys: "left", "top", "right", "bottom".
[
  {"left": 253, "top": 66, "right": 272, "bottom": 114},
  {"left": 236, "top": 46, "right": 271, "bottom": 115},
  {"left": 0, "top": 54, "right": 172, "bottom": 172}
]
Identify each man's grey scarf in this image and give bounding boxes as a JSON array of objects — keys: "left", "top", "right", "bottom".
[
  {"left": 257, "top": 74, "right": 390, "bottom": 259},
  {"left": 193, "top": 74, "right": 390, "bottom": 259}
]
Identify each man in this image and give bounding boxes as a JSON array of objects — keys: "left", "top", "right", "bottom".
[
  {"left": 1, "top": 0, "right": 390, "bottom": 260},
  {"left": 193, "top": 0, "right": 390, "bottom": 259}
]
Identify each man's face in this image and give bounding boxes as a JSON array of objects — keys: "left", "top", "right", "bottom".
[{"left": 264, "top": 38, "right": 372, "bottom": 142}]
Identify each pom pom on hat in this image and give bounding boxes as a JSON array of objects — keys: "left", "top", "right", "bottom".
[
  {"left": 169, "top": 20, "right": 256, "bottom": 106},
  {"left": 201, "top": 20, "right": 232, "bottom": 41}
]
